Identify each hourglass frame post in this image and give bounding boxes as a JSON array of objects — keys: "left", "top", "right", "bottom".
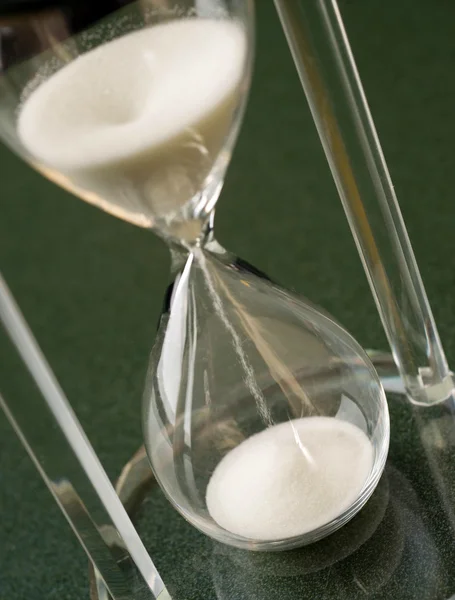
[
  {"left": 0, "top": 274, "right": 170, "bottom": 600},
  {"left": 274, "top": 0, "right": 453, "bottom": 406}
]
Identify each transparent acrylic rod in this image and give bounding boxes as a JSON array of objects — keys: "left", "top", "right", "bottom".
[
  {"left": 274, "top": 0, "right": 454, "bottom": 405},
  {"left": 0, "top": 273, "right": 168, "bottom": 600}
]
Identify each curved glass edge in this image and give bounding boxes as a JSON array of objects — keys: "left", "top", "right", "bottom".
[{"left": 91, "top": 351, "right": 401, "bottom": 598}]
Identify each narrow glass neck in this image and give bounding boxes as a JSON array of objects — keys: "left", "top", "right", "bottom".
[{"left": 166, "top": 210, "right": 224, "bottom": 270}]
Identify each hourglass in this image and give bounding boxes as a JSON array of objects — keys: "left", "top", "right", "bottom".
[{"left": 0, "top": 0, "right": 390, "bottom": 555}]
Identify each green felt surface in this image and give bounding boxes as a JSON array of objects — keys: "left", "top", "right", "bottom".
[{"left": 2, "top": 1, "right": 455, "bottom": 598}]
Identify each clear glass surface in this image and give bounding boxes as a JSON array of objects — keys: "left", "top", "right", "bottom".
[
  {"left": 0, "top": 0, "right": 389, "bottom": 561},
  {"left": 274, "top": 0, "right": 453, "bottom": 406},
  {"left": 142, "top": 240, "right": 389, "bottom": 550}
]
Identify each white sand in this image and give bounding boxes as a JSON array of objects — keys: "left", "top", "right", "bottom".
[
  {"left": 18, "top": 19, "right": 246, "bottom": 225},
  {"left": 206, "top": 416, "right": 373, "bottom": 540}
]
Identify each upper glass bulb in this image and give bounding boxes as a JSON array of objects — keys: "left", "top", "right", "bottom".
[{"left": 0, "top": 0, "right": 253, "bottom": 241}]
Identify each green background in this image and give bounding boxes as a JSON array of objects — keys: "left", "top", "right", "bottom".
[{"left": 2, "top": 1, "right": 455, "bottom": 598}]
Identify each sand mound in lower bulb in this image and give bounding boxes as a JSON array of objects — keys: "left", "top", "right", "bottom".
[{"left": 206, "top": 416, "right": 373, "bottom": 541}]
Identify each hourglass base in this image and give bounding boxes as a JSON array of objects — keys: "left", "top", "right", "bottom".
[{"left": 88, "top": 351, "right": 455, "bottom": 600}]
